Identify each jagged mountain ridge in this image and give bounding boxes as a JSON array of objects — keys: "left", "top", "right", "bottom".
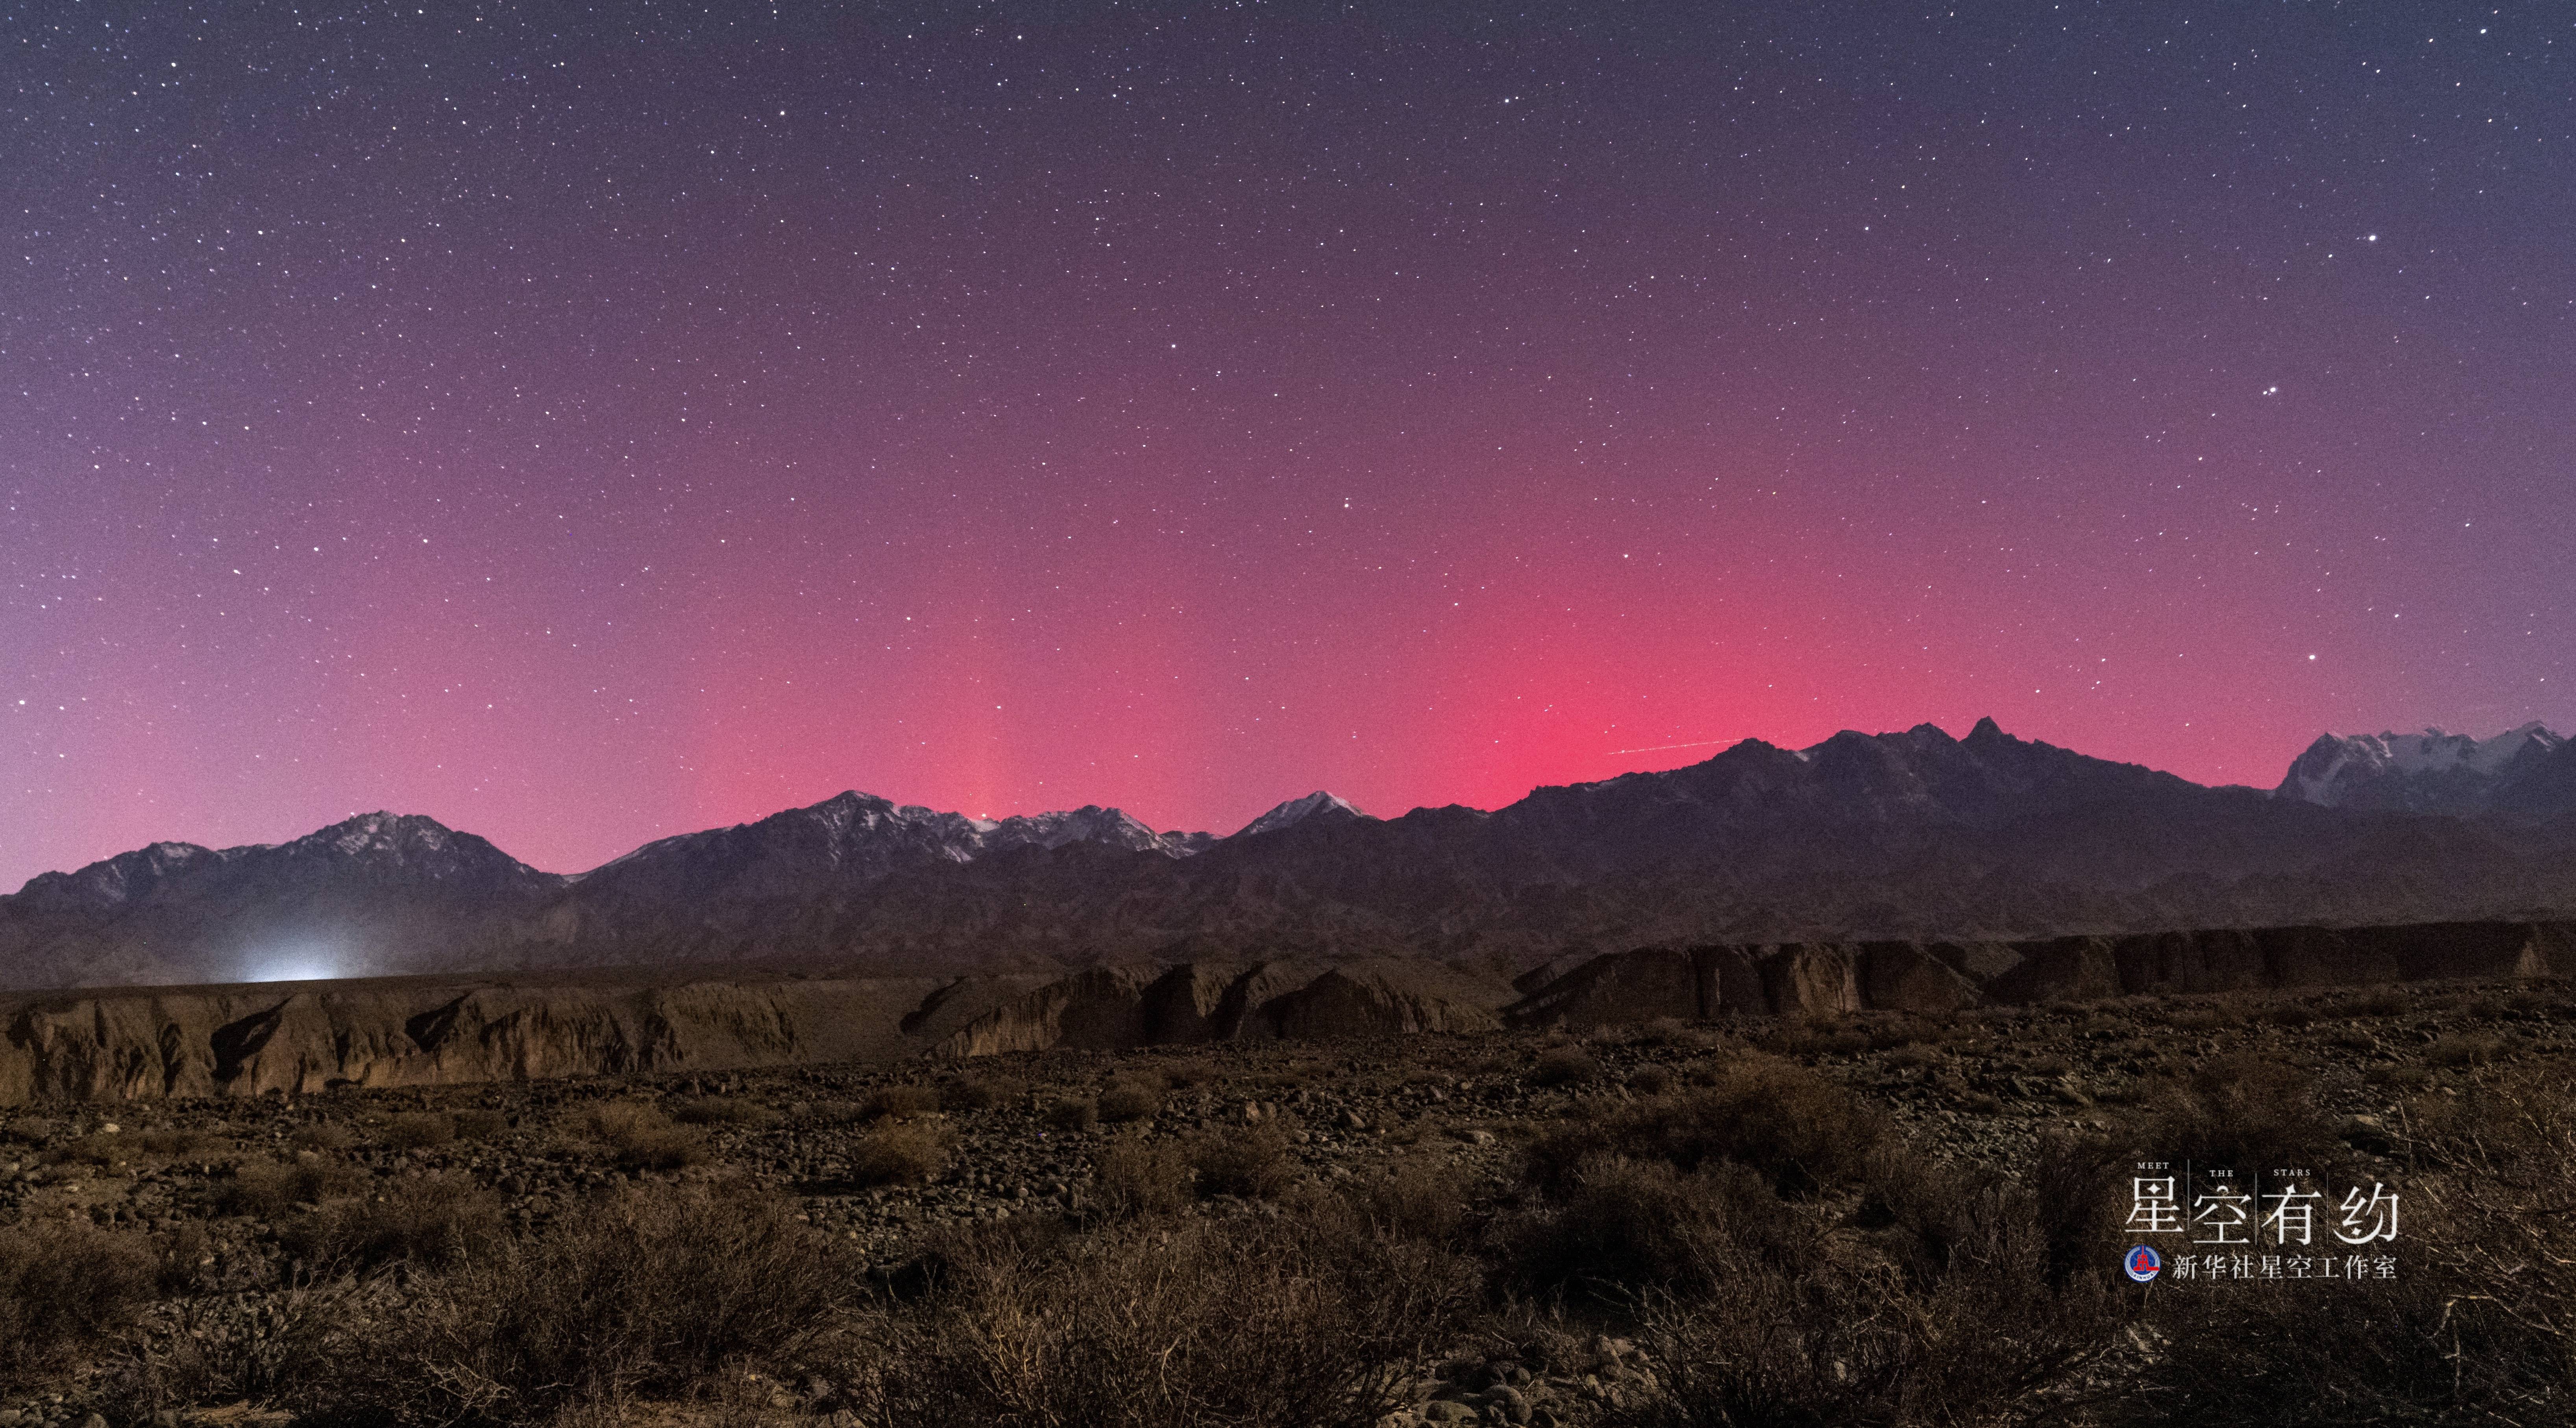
[
  {"left": 6, "top": 720, "right": 2576, "bottom": 991},
  {"left": 2275, "top": 722, "right": 2568, "bottom": 814}
]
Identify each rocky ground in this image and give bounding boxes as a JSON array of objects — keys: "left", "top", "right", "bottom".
[{"left": 2, "top": 976, "right": 2571, "bottom": 1426}]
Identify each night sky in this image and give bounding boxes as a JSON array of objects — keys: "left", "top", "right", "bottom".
[{"left": 5, "top": 2, "right": 2572, "bottom": 886}]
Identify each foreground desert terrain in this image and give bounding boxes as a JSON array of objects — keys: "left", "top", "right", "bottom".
[{"left": 2, "top": 976, "right": 2571, "bottom": 1427}]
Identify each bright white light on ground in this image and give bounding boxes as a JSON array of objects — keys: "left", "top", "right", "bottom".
[{"left": 243, "top": 942, "right": 346, "bottom": 983}]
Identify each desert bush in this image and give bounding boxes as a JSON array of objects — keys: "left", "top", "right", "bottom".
[
  {"left": 48, "top": 1132, "right": 132, "bottom": 1167},
  {"left": 1509, "top": 1156, "right": 1801, "bottom": 1301},
  {"left": 2126, "top": 1062, "right": 2576, "bottom": 1423},
  {"left": 98, "top": 1265, "right": 358, "bottom": 1416},
  {"left": 1883, "top": 1043, "right": 1942, "bottom": 1072},
  {"left": 1191, "top": 1122, "right": 1295, "bottom": 1201},
  {"left": 451, "top": 1108, "right": 509, "bottom": 1142},
  {"left": 1045, "top": 1096, "right": 1100, "bottom": 1132},
  {"left": 1755, "top": 1017, "right": 1873, "bottom": 1057},
  {"left": 216, "top": 1154, "right": 372, "bottom": 1217},
  {"left": 1091, "top": 1136, "right": 1191, "bottom": 1219},
  {"left": 841, "top": 1204, "right": 1478, "bottom": 1428},
  {"left": 383, "top": 1111, "right": 457, "bottom": 1149},
  {"left": 582, "top": 1102, "right": 704, "bottom": 1172},
  {"left": 850, "top": 1120, "right": 949, "bottom": 1187},
  {"left": 2424, "top": 1031, "right": 2505, "bottom": 1067},
  {"left": 669, "top": 1095, "right": 780, "bottom": 1128},
  {"left": 2371, "top": 1063, "right": 2432, "bottom": 1092},
  {"left": 1624, "top": 1016, "right": 1703, "bottom": 1048},
  {"left": 1340, "top": 1159, "right": 1468, "bottom": 1244},
  {"left": 1530, "top": 1046, "right": 1600, "bottom": 1087},
  {"left": 867, "top": 1084, "right": 941, "bottom": 1121},
  {"left": 290, "top": 1122, "right": 354, "bottom": 1153},
  {"left": 0, "top": 1221, "right": 156, "bottom": 1383},
  {"left": 1605, "top": 1170, "right": 2129, "bottom": 1428},
  {"left": 1097, "top": 1079, "right": 1164, "bottom": 1124},
  {"left": 2127, "top": 1052, "right": 2343, "bottom": 1176},
  {"left": 152, "top": 1221, "right": 213, "bottom": 1295},
  {"left": 131, "top": 1128, "right": 220, "bottom": 1158},
  {"left": 939, "top": 1075, "right": 1028, "bottom": 1112},
  {"left": 328, "top": 1188, "right": 846, "bottom": 1424},
  {"left": 279, "top": 1173, "right": 503, "bottom": 1271},
  {"left": 1526, "top": 1056, "right": 1889, "bottom": 1199}
]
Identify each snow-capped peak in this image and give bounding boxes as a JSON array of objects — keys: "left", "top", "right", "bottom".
[
  {"left": 1235, "top": 791, "right": 1369, "bottom": 838},
  {"left": 2277, "top": 723, "right": 2565, "bottom": 809}
]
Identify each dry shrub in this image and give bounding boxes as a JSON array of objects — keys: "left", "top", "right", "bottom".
[
  {"left": 1091, "top": 1135, "right": 1191, "bottom": 1219},
  {"left": 130, "top": 1127, "right": 220, "bottom": 1158},
  {"left": 2128, "top": 1052, "right": 2343, "bottom": 1177},
  {"left": 670, "top": 1095, "right": 780, "bottom": 1128},
  {"left": 1883, "top": 1043, "right": 1942, "bottom": 1072},
  {"left": 290, "top": 1122, "right": 355, "bottom": 1154},
  {"left": 1756, "top": 1017, "right": 1873, "bottom": 1057},
  {"left": 2424, "top": 1031, "right": 2505, "bottom": 1068},
  {"left": 0, "top": 1221, "right": 155, "bottom": 1383},
  {"left": 2371, "top": 1063, "right": 2432, "bottom": 1091},
  {"left": 1098, "top": 1079, "right": 1164, "bottom": 1124},
  {"left": 1625, "top": 1017, "right": 1702, "bottom": 1048},
  {"left": 452, "top": 1108, "right": 509, "bottom": 1142},
  {"left": 101, "top": 1265, "right": 359, "bottom": 1415},
  {"left": 582, "top": 1102, "right": 704, "bottom": 1172},
  {"left": 383, "top": 1111, "right": 457, "bottom": 1149},
  {"left": 1527, "top": 1056, "right": 1889, "bottom": 1199},
  {"left": 2134, "top": 1060, "right": 2576, "bottom": 1424},
  {"left": 280, "top": 1173, "right": 504, "bottom": 1271},
  {"left": 851, "top": 1119, "right": 949, "bottom": 1187},
  {"left": 1190, "top": 1122, "right": 1294, "bottom": 1200},
  {"left": 867, "top": 1084, "right": 941, "bottom": 1121},
  {"left": 48, "top": 1132, "right": 131, "bottom": 1167},
  {"left": 1604, "top": 1166, "right": 2130, "bottom": 1428},
  {"left": 328, "top": 1187, "right": 846, "bottom": 1424},
  {"left": 1529, "top": 1046, "right": 1600, "bottom": 1087},
  {"left": 939, "top": 1075, "right": 1028, "bottom": 1112},
  {"left": 151, "top": 1221, "right": 213, "bottom": 1295},
  {"left": 1508, "top": 1156, "right": 1799, "bottom": 1301},
  {"left": 842, "top": 1202, "right": 1478, "bottom": 1428},
  {"left": 1341, "top": 1159, "right": 1468, "bottom": 1244},
  {"left": 1045, "top": 1096, "right": 1100, "bottom": 1132},
  {"left": 217, "top": 1154, "right": 372, "bottom": 1217}
]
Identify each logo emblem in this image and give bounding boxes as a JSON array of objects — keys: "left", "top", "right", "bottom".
[{"left": 2125, "top": 1245, "right": 2163, "bottom": 1282}]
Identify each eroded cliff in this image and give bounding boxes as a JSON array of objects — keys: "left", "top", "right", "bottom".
[{"left": 7, "top": 918, "right": 2569, "bottom": 1102}]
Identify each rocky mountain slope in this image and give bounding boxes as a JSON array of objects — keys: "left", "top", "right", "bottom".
[
  {"left": 2275, "top": 722, "right": 2568, "bottom": 813},
  {"left": 8, "top": 720, "right": 2576, "bottom": 991}
]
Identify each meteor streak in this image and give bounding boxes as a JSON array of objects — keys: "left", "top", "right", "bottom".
[{"left": 1609, "top": 739, "right": 1736, "bottom": 756}]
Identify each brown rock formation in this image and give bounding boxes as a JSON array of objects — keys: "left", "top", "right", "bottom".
[
  {"left": 1504, "top": 919, "right": 2576, "bottom": 1028},
  {"left": 8, "top": 917, "right": 2569, "bottom": 1103}
]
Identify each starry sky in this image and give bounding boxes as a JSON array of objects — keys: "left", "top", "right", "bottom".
[{"left": 4, "top": 1, "right": 2572, "bottom": 886}]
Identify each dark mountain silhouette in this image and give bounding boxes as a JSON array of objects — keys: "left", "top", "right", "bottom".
[{"left": 7, "top": 720, "right": 2576, "bottom": 991}]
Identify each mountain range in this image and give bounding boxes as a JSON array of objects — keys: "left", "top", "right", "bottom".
[{"left": 5, "top": 718, "right": 2573, "bottom": 992}]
